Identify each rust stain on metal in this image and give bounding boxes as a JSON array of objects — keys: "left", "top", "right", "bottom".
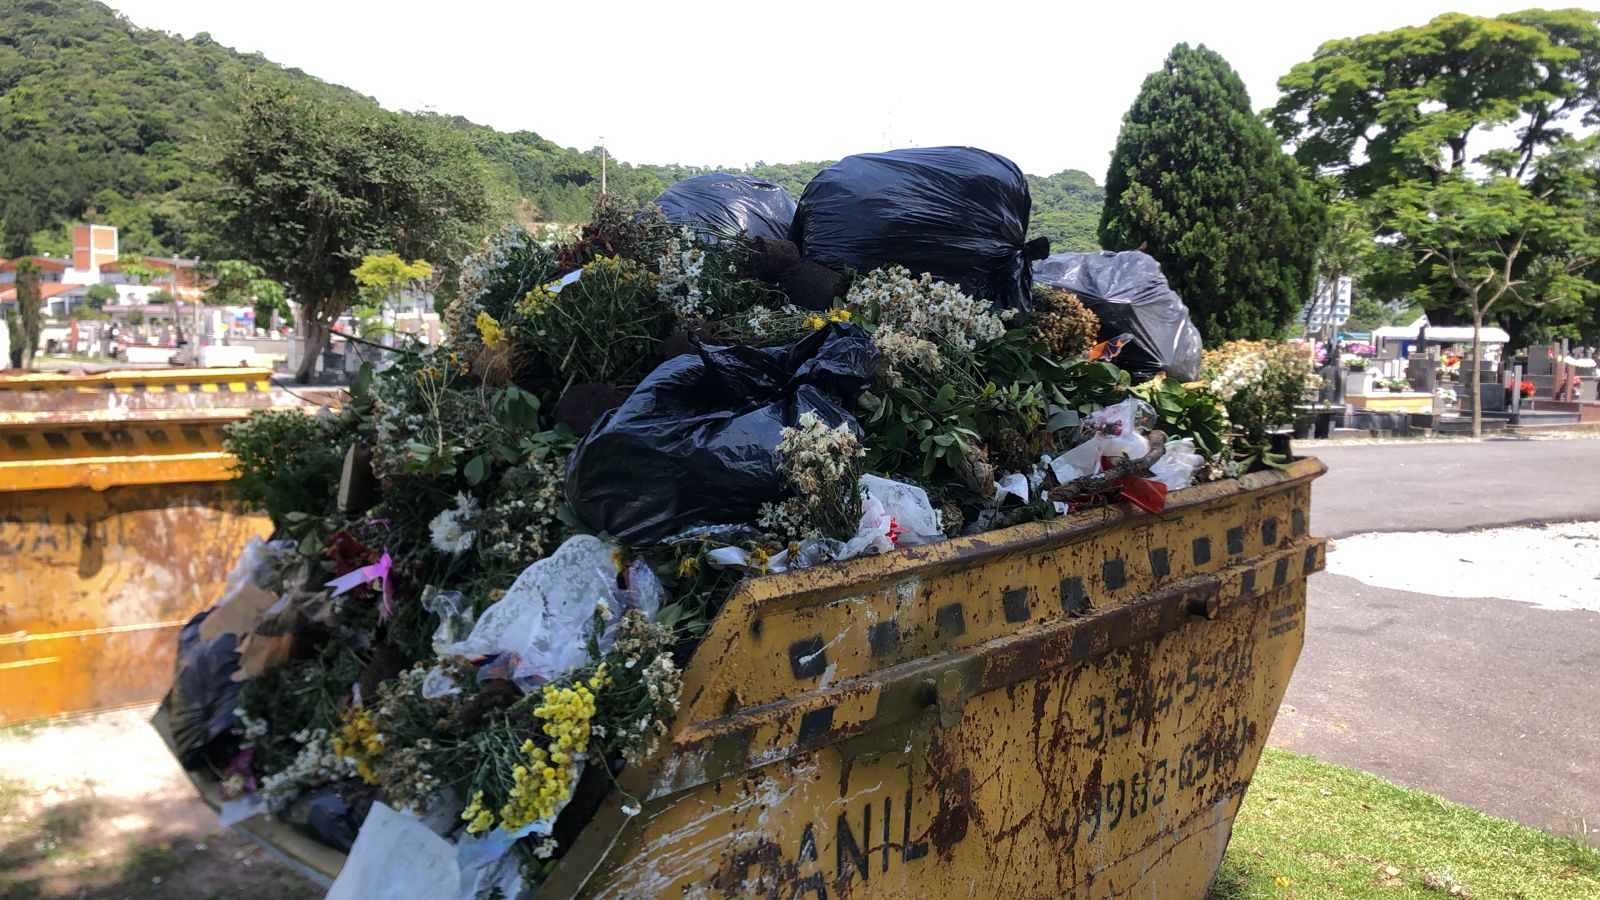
[
  {"left": 0, "top": 483, "right": 270, "bottom": 723},
  {"left": 533, "top": 459, "right": 1326, "bottom": 898}
]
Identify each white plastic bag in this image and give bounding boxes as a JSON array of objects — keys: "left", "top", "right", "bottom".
[
  {"left": 1048, "top": 399, "right": 1153, "bottom": 485},
  {"left": 839, "top": 475, "right": 944, "bottom": 560},
  {"left": 1150, "top": 437, "right": 1202, "bottom": 492},
  {"left": 326, "top": 803, "right": 458, "bottom": 900},
  {"left": 444, "top": 535, "right": 618, "bottom": 682}
]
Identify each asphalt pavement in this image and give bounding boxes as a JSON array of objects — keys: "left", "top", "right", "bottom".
[{"left": 1271, "top": 436, "right": 1600, "bottom": 845}]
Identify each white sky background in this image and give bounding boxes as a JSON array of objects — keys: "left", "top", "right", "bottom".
[{"left": 111, "top": 0, "right": 1539, "bottom": 179}]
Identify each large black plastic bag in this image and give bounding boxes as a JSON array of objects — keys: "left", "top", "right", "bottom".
[
  {"left": 162, "top": 610, "right": 243, "bottom": 769},
  {"left": 1032, "top": 250, "right": 1204, "bottom": 382},
  {"left": 567, "top": 322, "right": 877, "bottom": 547},
  {"left": 789, "top": 147, "right": 1046, "bottom": 317},
  {"left": 652, "top": 173, "right": 797, "bottom": 241}
]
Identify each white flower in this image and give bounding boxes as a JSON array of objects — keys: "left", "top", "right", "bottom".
[{"left": 428, "top": 508, "right": 475, "bottom": 555}]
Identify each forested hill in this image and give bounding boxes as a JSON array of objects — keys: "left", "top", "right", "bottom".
[{"left": 0, "top": 0, "right": 1104, "bottom": 257}]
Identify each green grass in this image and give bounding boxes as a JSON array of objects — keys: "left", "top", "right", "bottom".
[{"left": 1212, "top": 749, "right": 1600, "bottom": 899}]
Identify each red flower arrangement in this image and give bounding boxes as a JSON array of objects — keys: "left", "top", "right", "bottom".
[{"left": 1519, "top": 381, "right": 1536, "bottom": 398}]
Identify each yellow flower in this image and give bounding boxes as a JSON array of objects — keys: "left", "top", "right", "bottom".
[
  {"left": 828, "top": 308, "right": 852, "bottom": 323},
  {"left": 676, "top": 555, "right": 700, "bottom": 579},
  {"left": 476, "top": 311, "right": 506, "bottom": 349},
  {"left": 805, "top": 316, "right": 826, "bottom": 331},
  {"left": 461, "top": 791, "right": 494, "bottom": 834},
  {"left": 749, "top": 545, "right": 771, "bottom": 572},
  {"left": 332, "top": 707, "right": 383, "bottom": 786}
]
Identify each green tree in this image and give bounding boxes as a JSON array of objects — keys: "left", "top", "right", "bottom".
[
  {"left": 195, "top": 83, "right": 491, "bottom": 381},
  {"left": 15, "top": 259, "right": 42, "bottom": 369},
  {"left": 116, "top": 253, "right": 162, "bottom": 284},
  {"left": 1373, "top": 151, "right": 1600, "bottom": 435},
  {"left": 1027, "top": 170, "right": 1106, "bottom": 253},
  {"left": 148, "top": 289, "right": 174, "bottom": 304},
  {"left": 1307, "top": 193, "right": 1372, "bottom": 336},
  {"left": 1271, "top": 10, "right": 1600, "bottom": 325},
  {"left": 1100, "top": 44, "right": 1324, "bottom": 343},
  {"left": 1341, "top": 295, "right": 1388, "bottom": 333},
  {"left": 206, "top": 259, "right": 287, "bottom": 331},
  {"left": 1272, "top": 10, "right": 1600, "bottom": 198},
  {"left": 84, "top": 282, "right": 119, "bottom": 310},
  {"left": 352, "top": 254, "right": 434, "bottom": 320}
]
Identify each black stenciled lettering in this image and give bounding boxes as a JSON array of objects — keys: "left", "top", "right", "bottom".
[
  {"left": 1059, "top": 795, "right": 1082, "bottom": 851},
  {"left": 0, "top": 514, "right": 25, "bottom": 555},
  {"left": 1129, "top": 770, "right": 1148, "bottom": 820},
  {"left": 1201, "top": 652, "right": 1219, "bottom": 689},
  {"left": 1184, "top": 659, "right": 1201, "bottom": 705},
  {"left": 1156, "top": 672, "right": 1175, "bottom": 714},
  {"left": 901, "top": 786, "right": 928, "bottom": 862},
  {"left": 1195, "top": 735, "right": 1214, "bottom": 783},
  {"left": 881, "top": 795, "right": 891, "bottom": 873},
  {"left": 1086, "top": 696, "right": 1106, "bottom": 747},
  {"left": 30, "top": 509, "right": 58, "bottom": 552},
  {"left": 1152, "top": 760, "right": 1168, "bottom": 806},
  {"left": 1105, "top": 779, "right": 1126, "bottom": 832},
  {"left": 836, "top": 805, "right": 870, "bottom": 884},
  {"left": 1112, "top": 687, "right": 1134, "bottom": 738},
  {"left": 791, "top": 822, "right": 825, "bottom": 899},
  {"left": 1179, "top": 743, "right": 1195, "bottom": 790},
  {"left": 1084, "top": 790, "right": 1102, "bottom": 843}
]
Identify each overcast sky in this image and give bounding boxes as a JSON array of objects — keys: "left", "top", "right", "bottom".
[{"left": 112, "top": 0, "right": 1537, "bottom": 179}]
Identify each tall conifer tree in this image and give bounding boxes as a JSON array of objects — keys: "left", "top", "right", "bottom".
[{"left": 1100, "top": 44, "right": 1324, "bottom": 343}]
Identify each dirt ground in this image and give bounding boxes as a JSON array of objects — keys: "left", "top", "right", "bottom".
[{"left": 0, "top": 706, "right": 316, "bottom": 900}]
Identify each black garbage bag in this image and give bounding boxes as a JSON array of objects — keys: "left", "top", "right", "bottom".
[
  {"left": 1032, "top": 250, "right": 1204, "bottom": 382},
  {"left": 653, "top": 173, "right": 797, "bottom": 241},
  {"left": 567, "top": 322, "right": 877, "bottom": 546},
  {"left": 284, "top": 784, "right": 369, "bottom": 853},
  {"left": 789, "top": 147, "right": 1047, "bottom": 318},
  {"left": 163, "top": 610, "right": 243, "bottom": 770}
]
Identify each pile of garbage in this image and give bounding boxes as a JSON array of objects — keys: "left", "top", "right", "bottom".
[{"left": 161, "top": 146, "right": 1238, "bottom": 896}]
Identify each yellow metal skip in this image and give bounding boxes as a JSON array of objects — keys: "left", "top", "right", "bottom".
[
  {"left": 0, "top": 368, "right": 296, "bottom": 724},
  {"left": 543, "top": 459, "right": 1325, "bottom": 899},
  {"left": 0, "top": 483, "right": 270, "bottom": 723}
]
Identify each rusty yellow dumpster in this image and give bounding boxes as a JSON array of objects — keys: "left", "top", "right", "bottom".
[
  {"left": 173, "top": 456, "right": 1323, "bottom": 897},
  {"left": 0, "top": 367, "right": 284, "bottom": 724}
]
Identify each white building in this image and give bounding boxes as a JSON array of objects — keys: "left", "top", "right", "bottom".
[
  {"left": 0, "top": 225, "right": 204, "bottom": 317},
  {"left": 1301, "top": 276, "right": 1353, "bottom": 335}
]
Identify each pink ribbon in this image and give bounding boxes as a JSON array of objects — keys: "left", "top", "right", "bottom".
[{"left": 325, "top": 552, "right": 395, "bottom": 621}]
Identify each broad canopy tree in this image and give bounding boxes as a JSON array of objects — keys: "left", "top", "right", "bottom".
[
  {"left": 196, "top": 82, "right": 491, "bottom": 382},
  {"left": 1272, "top": 9, "right": 1600, "bottom": 371},
  {"left": 1099, "top": 44, "right": 1324, "bottom": 344}
]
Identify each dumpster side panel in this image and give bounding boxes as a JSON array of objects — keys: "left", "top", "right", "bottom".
[
  {"left": 0, "top": 484, "right": 271, "bottom": 723},
  {"left": 554, "top": 461, "right": 1323, "bottom": 899},
  {"left": 581, "top": 581, "right": 1305, "bottom": 899}
]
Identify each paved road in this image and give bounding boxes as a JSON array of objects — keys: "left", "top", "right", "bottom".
[
  {"left": 1271, "top": 437, "right": 1600, "bottom": 845},
  {"left": 1306, "top": 438, "right": 1600, "bottom": 539}
]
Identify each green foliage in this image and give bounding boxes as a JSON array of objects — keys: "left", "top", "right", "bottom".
[
  {"left": 206, "top": 259, "right": 287, "bottom": 328},
  {"left": 514, "top": 256, "right": 665, "bottom": 387},
  {"left": 1027, "top": 170, "right": 1105, "bottom": 253},
  {"left": 1341, "top": 295, "right": 1389, "bottom": 333},
  {"left": 223, "top": 408, "right": 352, "bottom": 528},
  {"left": 1100, "top": 44, "right": 1325, "bottom": 344},
  {"left": 115, "top": 253, "right": 162, "bottom": 284},
  {"left": 195, "top": 81, "right": 492, "bottom": 380},
  {"left": 14, "top": 259, "right": 41, "bottom": 369},
  {"left": 1201, "top": 340, "right": 1319, "bottom": 467},
  {"left": 146, "top": 289, "right": 173, "bottom": 304},
  {"left": 1130, "top": 376, "right": 1226, "bottom": 460},
  {"left": 1271, "top": 10, "right": 1600, "bottom": 197},
  {"left": 1272, "top": 9, "right": 1600, "bottom": 343},
  {"left": 84, "top": 282, "right": 118, "bottom": 309},
  {"left": 860, "top": 332, "right": 1127, "bottom": 485}
]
